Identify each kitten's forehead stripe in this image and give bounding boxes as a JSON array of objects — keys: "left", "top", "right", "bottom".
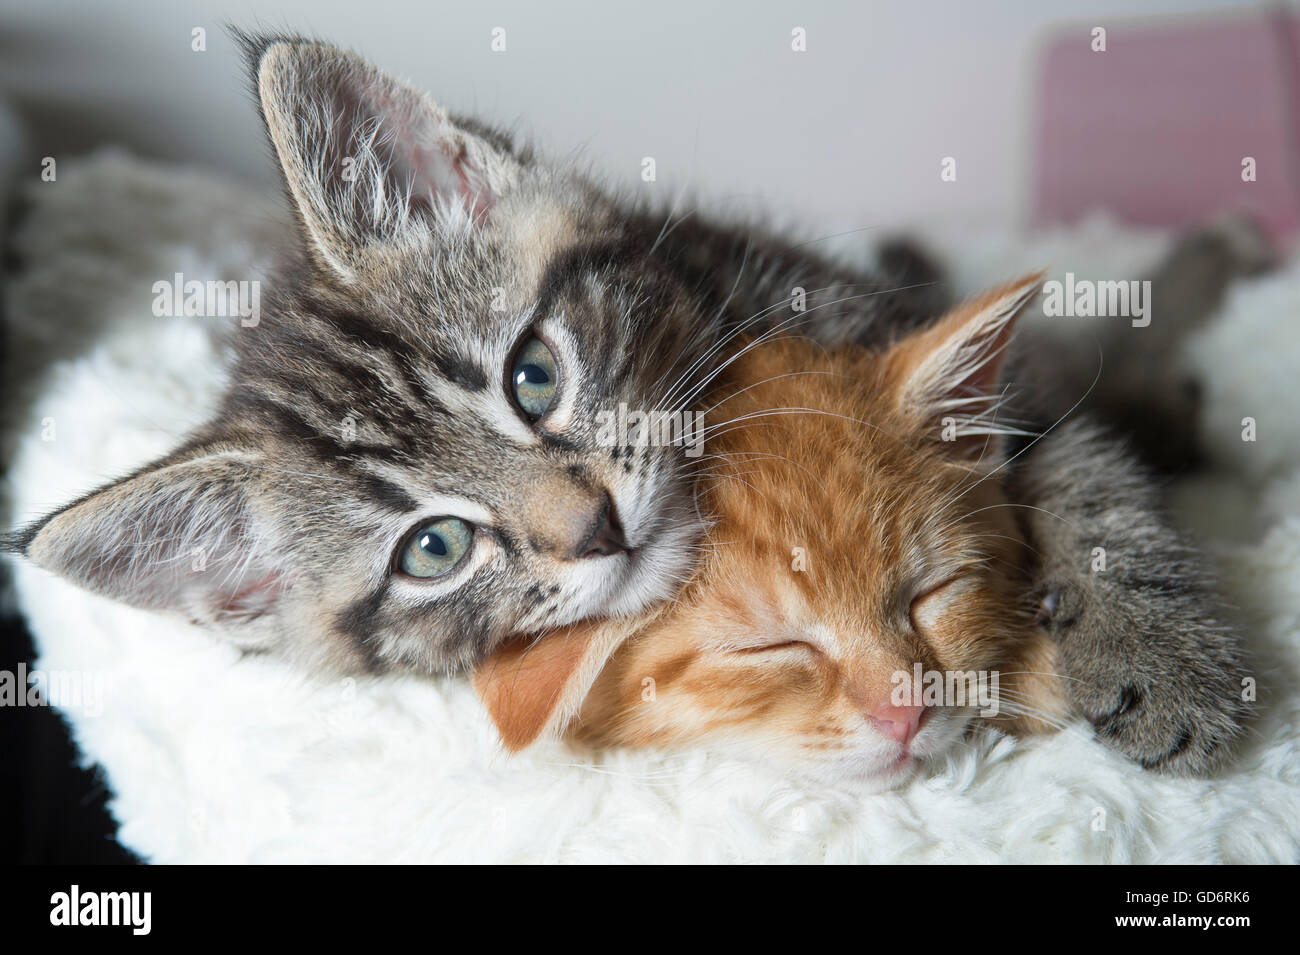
[
  {"left": 240, "top": 395, "right": 376, "bottom": 460},
  {"left": 303, "top": 300, "right": 413, "bottom": 364},
  {"left": 295, "top": 320, "right": 438, "bottom": 415},
  {"left": 302, "top": 298, "right": 452, "bottom": 413},
  {"left": 534, "top": 239, "right": 641, "bottom": 317},
  {"left": 357, "top": 474, "right": 419, "bottom": 513}
]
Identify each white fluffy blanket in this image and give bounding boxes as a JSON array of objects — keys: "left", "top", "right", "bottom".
[{"left": 6, "top": 153, "right": 1299, "bottom": 863}]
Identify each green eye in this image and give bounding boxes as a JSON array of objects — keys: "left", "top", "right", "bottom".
[
  {"left": 397, "top": 518, "right": 473, "bottom": 579},
  {"left": 510, "top": 336, "right": 558, "bottom": 420}
]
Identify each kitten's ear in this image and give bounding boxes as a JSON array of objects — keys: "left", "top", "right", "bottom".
[
  {"left": 9, "top": 445, "right": 289, "bottom": 644},
  {"left": 473, "top": 620, "right": 629, "bottom": 752},
  {"left": 244, "top": 34, "right": 523, "bottom": 279},
  {"left": 889, "top": 272, "right": 1044, "bottom": 462}
]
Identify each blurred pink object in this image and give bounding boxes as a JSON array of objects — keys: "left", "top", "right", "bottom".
[{"left": 1032, "top": 10, "right": 1300, "bottom": 240}]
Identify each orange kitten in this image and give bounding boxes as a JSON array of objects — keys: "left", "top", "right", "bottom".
[{"left": 475, "top": 276, "right": 1068, "bottom": 787}]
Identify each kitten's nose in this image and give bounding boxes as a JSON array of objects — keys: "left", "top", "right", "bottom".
[
  {"left": 524, "top": 477, "right": 627, "bottom": 560},
  {"left": 868, "top": 703, "right": 928, "bottom": 746},
  {"left": 577, "top": 492, "right": 627, "bottom": 559}
]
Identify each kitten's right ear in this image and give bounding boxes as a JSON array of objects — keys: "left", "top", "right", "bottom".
[
  {"left": 473, "top": 620, "right": 630, "bottom": 752},
  {"left": 241, "top": 33, "right": 523, "bottom": 280}
]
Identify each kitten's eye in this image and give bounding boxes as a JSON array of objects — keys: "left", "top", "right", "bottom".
[
  {"left": 396, "top": 518, "right": 474, "bottom": 579},
  {"left": 908, "top": 574, "right": 973, "bottom": 631},
  {"left": 729, "top": 640, "right": 816, "bottom": 657},
  {"left": 510, "top": 336, "right": 558, "bottom": 420}
]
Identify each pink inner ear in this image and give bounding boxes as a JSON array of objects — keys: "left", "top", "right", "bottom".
[
  {"left": 404, "top": 141, "right": 493, "bottom": 220},
  {"left": 210, "top": 573, "right": 288, "bottom": 624},
  {"left": 330, "top": 72, "right": 496, "bottom": 224},
  {"left": 371, "top": 85, "right": 493, "bottom": 220}
]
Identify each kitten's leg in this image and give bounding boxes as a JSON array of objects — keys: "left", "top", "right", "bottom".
[{"left": 1006, "top": 418, "right": 1252, "bottom": 774}]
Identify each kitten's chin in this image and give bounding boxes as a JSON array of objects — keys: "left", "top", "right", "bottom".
[{"left": 837, "top": 754, "right": 921, "bottom": 792}]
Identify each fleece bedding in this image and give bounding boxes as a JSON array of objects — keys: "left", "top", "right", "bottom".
[{"left": 4, "top": 152, "right": 1299, "bottom": 863}]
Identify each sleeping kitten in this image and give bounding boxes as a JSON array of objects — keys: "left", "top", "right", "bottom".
[
  {"left": 4, "top": 35, "right": 1250, "bottom": 772},
  {"left": 475, "top": 277, "right": 1069, "bottom": 785},
  {"left": 475, "top": 277, "right": 1249, "bottom": 778}
]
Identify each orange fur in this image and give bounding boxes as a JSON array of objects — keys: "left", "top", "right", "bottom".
[{"left": 477, "top": 277, "right": 1068, "bottom": 785}]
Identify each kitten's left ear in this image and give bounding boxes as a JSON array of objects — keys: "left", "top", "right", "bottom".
[
  {"left": 242, "top": 33, "right": 524, "bottom": 280},
  {"left": 889, "top": 272, "right": 1044, "bottom": 462},
  {"left": 473, "top": 620, "right": 630, "bottom": 752},
  {"left": 8, "top": 443, "right": 291, "bottom": 646}
]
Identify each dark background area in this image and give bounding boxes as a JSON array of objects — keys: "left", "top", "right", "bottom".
[{"left": 1, "top": 576, "right": 139, "bottom": 863}]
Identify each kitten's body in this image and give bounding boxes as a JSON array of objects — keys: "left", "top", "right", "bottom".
[{"left": 6, "top": 34, "right": 1251, "bottom": 774}]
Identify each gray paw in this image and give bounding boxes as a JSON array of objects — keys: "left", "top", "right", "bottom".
[{"left": 1038, "top": 582, "right": 1250, "bottom": 775}]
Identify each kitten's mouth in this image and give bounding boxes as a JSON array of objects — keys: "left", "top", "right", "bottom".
[{"left": 846, "top": 714, "right": 972, "bottom": 787}]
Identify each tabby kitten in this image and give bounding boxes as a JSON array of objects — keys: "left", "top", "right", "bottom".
[
  {"left": 474, "top": 278, "right": 1243, "bottom": 780},
  {"left": 5, "top": 35, "right": 1249, "bottom": 772},
  {"left": 11, "top": 35, "right": 723, "bottom": 673},
  {"left": 3, "top": 34, "right": 944, "bottom": 675}
]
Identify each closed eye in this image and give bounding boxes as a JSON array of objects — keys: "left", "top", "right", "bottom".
[
  {"left": 727, "top": 640, "right": 818, "bottom": 657},
  {"left": 909, "top": 573, "right": 974, "bottom": 631}
]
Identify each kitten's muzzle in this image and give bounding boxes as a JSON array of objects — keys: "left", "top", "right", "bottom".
[{"left": 576, "top": 492, "right": 627, "bottom": 559}]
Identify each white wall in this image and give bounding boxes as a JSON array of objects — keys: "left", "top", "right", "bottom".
[{"left": 0, "top": 0, "right": 1267, "bottom": 235}]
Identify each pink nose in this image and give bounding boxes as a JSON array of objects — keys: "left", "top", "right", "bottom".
[{"left": 869, "top": 704, "right": 928, "bottom": 746}]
